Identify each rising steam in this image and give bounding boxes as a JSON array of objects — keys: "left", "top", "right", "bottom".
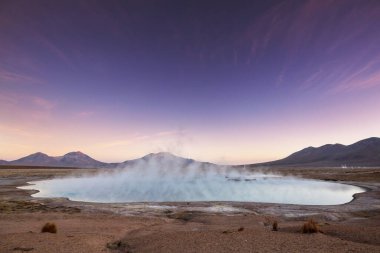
[{"left": 20, "top": 153, "right": 364, "bottom": 205}]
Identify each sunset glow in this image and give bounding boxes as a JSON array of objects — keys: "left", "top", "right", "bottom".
[{"left": 1, "top": 0, "right": 379, "bottom": 164}]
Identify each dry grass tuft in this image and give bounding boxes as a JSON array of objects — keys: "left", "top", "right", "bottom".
[
  {"left": 222, "top": 227, "right": 244, "bottom": 234},
  {"left": 106, "top": 240, "right": 130, "bottom": 251},
  {"left": 167, "top": 211, "right": 194, "bottom": 222},
  {"left": 272, "top": 220, "right": 278, "bottom": 231},
  {"left": 302, "top": 219, "right": 320, "bottom": 234},
  {"left": 41, "top": 222, "right": 57, "bottom": 233},
  {"left": 13, "top": 247, "right": 34, "bottom": 252}
]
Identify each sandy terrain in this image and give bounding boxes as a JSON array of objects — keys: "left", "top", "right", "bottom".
[{"left": 0, "top": 166, "right": 379, "bottom": 253}]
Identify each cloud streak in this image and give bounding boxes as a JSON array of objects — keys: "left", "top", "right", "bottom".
[
  {"left": 0, "top": 67, "right": 43, "bottom": 85},
  {"left": 1, "top": 1, "right": 379, "bottom": 163}
]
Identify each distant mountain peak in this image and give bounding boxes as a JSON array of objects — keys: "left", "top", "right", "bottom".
[
  {"left": 119, "top": 151, "right": 212, "bottom": 169},
  {"left": 141, "top": 152, "right": 196, "bottom": 163},
  {"left": 6, "top": 151, "right": 105, "bottom": 168},
  {"left": 144, "top": 152, "right": 178, "bottom": 158},
  {"left": 30, "top": 152, "right": 49, "bottom": 156},
  {"left": 9, "top": 152, "right": 58, "bottom": 167},
  {"left": 363, "top": 137, "right": 379, "bottom": 141},
  {"left": 261, "top": 137, "right": 380, "bottom": 167},
  {"left": 63, "top": 151, "right": 89, "bottom": 157},
  {"left": 353, "top": 137, "right": 380, "bottom": 145},
  {"left": 60, "top": 151, "right": 104, "bottom": 167},
  {"left": 66, "top": 150, "right": 84, "bottom": 154}
]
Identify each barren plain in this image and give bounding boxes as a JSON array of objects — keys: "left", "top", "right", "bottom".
[{"left": 0, "top": 166, "right": 379, "bottom": 253}]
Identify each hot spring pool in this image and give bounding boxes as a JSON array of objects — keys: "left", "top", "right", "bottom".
[{"left": 19, "top": 172, "right": 364, "bottom": 205}]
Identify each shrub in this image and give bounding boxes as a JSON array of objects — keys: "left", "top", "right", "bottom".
[
  {"left": 167, "top": 211, "right": 193, "bottom": 221},
  {"left": 106, "top": 240, "right": 129, "bottom": 251},
  {"left": 272, "top": 220, "right": 278, "bottom": 231},
  {"left": 41, "top": 222, "right": 57, "bottom": 233},
  {"left": 302, "top": 219, "right": 319, "bottom": 233}
]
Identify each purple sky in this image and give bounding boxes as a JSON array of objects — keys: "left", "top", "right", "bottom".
[{"left": 1, "top": 0, "right": 380, "bottom": 164}]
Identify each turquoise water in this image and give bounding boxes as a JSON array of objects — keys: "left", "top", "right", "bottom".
[{"left": 20, "top": 173, "right": 364, "bottom": 205}]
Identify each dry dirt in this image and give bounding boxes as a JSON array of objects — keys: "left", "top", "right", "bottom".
[{"left": 0, "top": 166, "right": 379, "bottom": 253}]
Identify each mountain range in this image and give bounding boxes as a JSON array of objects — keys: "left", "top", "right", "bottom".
[
  {"left": 0, "top": 151, "right": 215, "bottom": 169},
  {"left": 0, "top": 151, "right": 107, "bottom": 168},
  {"left": 256, "top": 137, "right": 380, "bottom": 167},
  {"left": 1, "top": 137, "right": 379, "bottom": 168}
]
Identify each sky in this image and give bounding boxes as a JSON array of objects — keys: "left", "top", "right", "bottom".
[{"left": 1, "top": 0, "right": 380, "bottom": 165}]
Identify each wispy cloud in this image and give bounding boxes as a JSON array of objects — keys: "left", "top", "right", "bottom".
[
  {"left": 156, "top": 130, "right": 181, "bottom": 137},
  {"left": 253, "top": 0, "right": 380, "bottom": 94},
  {"left": 0, "top": 91, "right": 18, "bottom": 107},
  {"left": 0, "top": 67, "right": 43, "bottom": 85},
  {"left": 75, "top": 111, "right": 95, "bottom": 118},
  {"left": 331, "top": 67, "right": 380, "bottom": 93},
  {"left": 99, "top": 139, "right": 132, "bottom": 148},
  {"left": 36, "top": 35, "right": 72, "bottom": 67},
  {"left": 32, "top": 96, "right": 56, "bottom": 110},
  {"left": 0, "top": 123, "right": 52, "bottom": 139},
  {"left": 96, "top": 130, "right": 185, "bottom": 149},
  {"left": 0, "top": 90, "right": 57, "bottom": 121}
]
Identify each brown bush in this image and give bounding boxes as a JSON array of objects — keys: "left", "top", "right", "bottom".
[
  {"left": 302, "top": 219, "right": 320, "bottom": 233},
  {"left": 41, "top": 222, "right": 57, "bottom": 233},
  {"left": 272, "top": 220, "right": 278, "bottom": 231},
  {"left": 106, "top": 240, "right": 129, "bottom": 251},
  {"left": 167, "top": 211, "right": 193, "bottom": 222}
]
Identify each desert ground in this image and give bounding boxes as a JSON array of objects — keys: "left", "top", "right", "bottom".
[{"left": 0, "top": 166, "right": 380, "bottom": 253}]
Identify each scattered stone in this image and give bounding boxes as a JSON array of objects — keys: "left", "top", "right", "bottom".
[{"left": 13, "top": 247, "right": 34, "bottom": 251}]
